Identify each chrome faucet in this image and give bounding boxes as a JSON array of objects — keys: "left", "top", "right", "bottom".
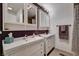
[
  {"left": 24, "top": 34, "right": 27, "bottom": 39},
  {"left": 32, "top": 33, "right": 36, "bottom": 37}
]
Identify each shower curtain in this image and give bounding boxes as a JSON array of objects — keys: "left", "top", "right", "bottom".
[{"left": 72, "top": 4, "right": 79, "bottom": 55}]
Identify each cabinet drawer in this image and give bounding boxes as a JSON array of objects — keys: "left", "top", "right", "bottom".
[
  {"left": 29, "top": 41, "right": 44, "bottom": 49},
  {"left": 4, "top": 44, "right": 29, "bottom": 56},
  {"left": 31, "top": 48, "right": 44, "bottom": 56},
  {"left": 28, "top": 42, "right": 44, "bottom": 54}
]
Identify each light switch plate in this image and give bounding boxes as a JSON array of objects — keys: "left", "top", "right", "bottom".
[{"left": 0, "top": 31, "right": 2, "bottom": 34}]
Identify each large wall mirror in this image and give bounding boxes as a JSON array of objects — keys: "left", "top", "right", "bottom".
[
  {"left": 3, "top": 3, "right": 49, "bottom": 31},
  {"left": 3, "top": 3, "right": 25, "bottom": 31},
  {"left": 3, "top": 3, "right": 38, "bottom": 31},
  {"left": 27, "top": 4, "right": 37, "bottom": 24},
  {"left": 7, "top": 3, "right": 24, "bottom": 23}
]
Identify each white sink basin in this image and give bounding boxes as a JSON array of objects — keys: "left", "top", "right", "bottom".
[{"left": 39, "top": 34, "right": 54, "bottom": 38}]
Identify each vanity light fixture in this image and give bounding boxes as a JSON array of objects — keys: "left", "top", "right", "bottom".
[{"left": 8, "top": 7, "right": 12, "bottom": 10}]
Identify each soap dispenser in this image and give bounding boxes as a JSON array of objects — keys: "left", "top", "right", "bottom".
[
  {"left": 4, "top": 32, "right": 14, "bottom": 44},
  {"left": 9, "top": 32, "right": 14, "bottom": 42}
]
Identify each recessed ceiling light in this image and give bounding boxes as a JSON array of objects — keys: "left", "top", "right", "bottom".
[{"left": 8, "top": 7, "right": 12, "bottom": 10}]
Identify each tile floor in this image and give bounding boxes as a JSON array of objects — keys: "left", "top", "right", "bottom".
[{"left": 49, "top": 48, "right": 73, "bottom": 56}]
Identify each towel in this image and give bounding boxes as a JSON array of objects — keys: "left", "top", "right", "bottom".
[
  {"left": 61, "top": 25, "right": 65, "bottom": 31},
  {"left": 59, "top": 25, "right": 69, "bottom": 40}
]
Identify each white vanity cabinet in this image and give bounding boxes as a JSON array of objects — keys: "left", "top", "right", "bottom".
[
  {"left": 3, "top": 39, "right": 44, "bottom": 56},
  {"left": 45, "top": 35, "right": 55, "bottom": 55}
]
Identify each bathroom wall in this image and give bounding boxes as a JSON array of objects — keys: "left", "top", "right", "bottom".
[{"left": 50, "top": 3, "right": 74, "bottom": 53}]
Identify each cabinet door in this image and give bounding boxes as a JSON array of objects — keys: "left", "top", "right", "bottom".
[
  {"left": 12, "top": 45, "right": 31, "bottom": 56},
  {"left": 31, "top": 48, "right": 44, "bottom": 56},
  {"left": 5, "top": 44, "right": 31, "bottom": 56},
  {"left": 45, "top": 35, "right": 55, "bottom": 55},
  {"left": 45, "top": 39, "right": 50, "bottom": 54},
  {"left": 29, "top": 41, "right": 44, "bottom": 56},
  {"left": 50, "top": 35, "right": 55, "bottom": 48}
]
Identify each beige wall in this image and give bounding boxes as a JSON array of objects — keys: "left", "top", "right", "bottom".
[{"left": 50, "top": 3, "right": 74, "bottom": 53}]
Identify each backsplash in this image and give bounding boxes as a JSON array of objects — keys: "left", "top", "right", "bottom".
[{"left": 2, "top": 30, "right": 49, "bottom": 39}]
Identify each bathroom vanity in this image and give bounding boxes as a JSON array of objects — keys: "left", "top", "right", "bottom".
[
  {"left": 3, "top": 34, "right": 55, "bottom": 56},
  {"left": 3, "top": 36, "right": 44, "bottom": 56}
]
